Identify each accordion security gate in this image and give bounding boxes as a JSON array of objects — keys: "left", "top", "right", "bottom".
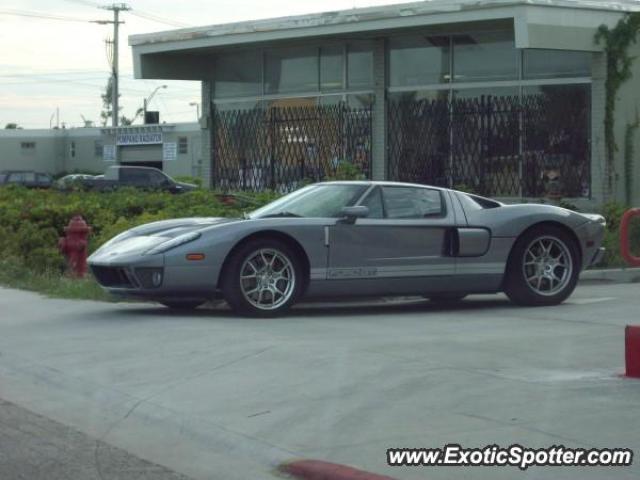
[
  {"left": 212, "top": 105, "right": 372, "bottom": 193},
  {"left": 388, "top": 93, "right": 591, "bottom": 198}
]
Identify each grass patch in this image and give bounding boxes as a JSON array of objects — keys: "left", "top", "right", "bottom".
[{"left": 0, "top": 258, "right": 114, "bottom": 302}]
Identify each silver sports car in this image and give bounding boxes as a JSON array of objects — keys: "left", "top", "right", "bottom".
[{"left": 89, "top": 181, "right": 606, "bottom": 316}]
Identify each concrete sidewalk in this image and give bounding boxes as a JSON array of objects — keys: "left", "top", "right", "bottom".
[{"left": 580, "top": 268, "right": 640, "bottom": 284}]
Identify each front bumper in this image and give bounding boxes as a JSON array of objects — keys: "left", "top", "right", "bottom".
[
  {"left": 590, "top": 247, "right": 606, "bottom": 267},
  {"left": 89, "top": 262, "right": 219, "bottom": 301}
]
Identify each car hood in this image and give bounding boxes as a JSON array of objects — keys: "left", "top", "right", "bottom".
[
  {"left": 177, "top": 182, "right": 198, "bottom": 191},
  {"left": 90, "top": 217, "right": 238, "bottom": 262}
]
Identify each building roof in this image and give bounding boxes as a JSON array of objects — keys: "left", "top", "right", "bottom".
[{"left": 129, "top": 0, "right": 640, "bottom": 48}]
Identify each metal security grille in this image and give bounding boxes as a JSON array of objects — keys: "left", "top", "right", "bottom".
[
  {"left": 213, "top": 105, "right": 372, "bottom": 192},
  {"left": 388, "top": 93, "right": 591, "bottom": 198}
]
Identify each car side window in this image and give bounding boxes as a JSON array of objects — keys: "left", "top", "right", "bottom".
[
  {"left": 8, "top": 173, "right": 24, "bottom": 183},
  {"left": 121, "top": 169, "right": 146, "bottom": 186},
  {"left": 120, "top": 169, "right": 134, "bottom": 184},
  {"left": 359, "top": 187, "right": 384, "bottom": 219},
  {"left": 149, "top": 171, "right": 168, "bottom": 187},
  {"left": 382, "top": 187, "right": 444, "bottom": 219}
]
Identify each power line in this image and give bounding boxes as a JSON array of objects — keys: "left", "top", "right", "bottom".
[
  {"left": 61, "top": 0, "right": 191, "bottom": 28},
  {"left": 0, "top": 9, "right": 96, "bottom": 23},
  {"left": 61, "top": 0, "right": 101, "bottom": 7}
]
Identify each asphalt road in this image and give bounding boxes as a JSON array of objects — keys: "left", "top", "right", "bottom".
[{"left": 1, "top": 284, "right": 639, "bottom": 480}]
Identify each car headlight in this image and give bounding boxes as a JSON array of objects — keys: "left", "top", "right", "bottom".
[{"left": 145, "top": 232, "right": 201, "bottom": 255}]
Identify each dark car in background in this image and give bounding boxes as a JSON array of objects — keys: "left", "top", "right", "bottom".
[
  {"left": 0, "top": 170, "right": 53, "bottom": 188},
  {"left": 83, "top": 166, "right": 197, "bottom": 194}
]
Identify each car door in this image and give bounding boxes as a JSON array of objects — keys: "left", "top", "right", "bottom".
[{"left": 327, "top": 185, "right": 458, "bottom": 293}]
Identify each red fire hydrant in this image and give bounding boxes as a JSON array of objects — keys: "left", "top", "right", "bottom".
[{"left": 58, "top": 216, "right": 92, "bottom": 278}]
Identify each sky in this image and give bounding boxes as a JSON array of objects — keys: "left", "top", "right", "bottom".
[{"left": 0, "top": 0, "right": 408, "bottom": 129}]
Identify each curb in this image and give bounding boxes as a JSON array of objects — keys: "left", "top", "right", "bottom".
[
  {"left": 279, "top": 460, "right": 397, "bottom": 480},
  {"left": 580, "top": 268, "right": 640, "bottom": 285}
]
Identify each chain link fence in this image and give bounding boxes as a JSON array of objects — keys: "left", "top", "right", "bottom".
[
  {"left": 388, "top": 92, "right": 591, "bottom": 198},
  {"left": 212, "top": 104, "right": 372, "bottom": 192}
]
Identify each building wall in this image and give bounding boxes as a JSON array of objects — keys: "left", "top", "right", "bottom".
[
  {"left": 0, "top": 124, "right": 203, "bottom": 179},
  {"left": 201, "top": 80, "right": 213, "bottom": 188},
  {"left": 590, "top": 51, "right": 607, "bottom": 208},
  {"left": 0, "top": 129, "right": 65, "bottom": 174},
  {"left": 613, "top": 40, "right": 640, "bottom": 206},
  {"left": 63, "top": 130, "right": 107, "bottom": 174}
]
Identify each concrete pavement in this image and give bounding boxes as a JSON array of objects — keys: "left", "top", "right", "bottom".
[
  {"left": 0, "top": 398, "right": 192, "bottom": 480},
  {"left": 1, "top": 285, "right": 639, "bottom": 479}
]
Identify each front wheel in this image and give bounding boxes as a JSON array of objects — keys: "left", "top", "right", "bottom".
[
  {"left": 504, "top": 226, "right": 580, "bottom": 306},
  {"left": 222, "top": 239, "right": 303, "bottom": 317}
]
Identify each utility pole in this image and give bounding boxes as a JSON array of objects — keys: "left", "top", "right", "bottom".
[{"left": 92, "top": 3, "right": 130, "bottom": 127}]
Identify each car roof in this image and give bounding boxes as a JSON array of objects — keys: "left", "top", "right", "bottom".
[{"left": 318, "top": 180, "right": 449, "bottom": 191}]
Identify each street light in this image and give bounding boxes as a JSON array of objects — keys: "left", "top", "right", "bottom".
[
  {"left": 132, "top": 85, "right": 168, "bottom": 124},
  {"left": 189, "top": 102, "right": 200, "bottom": 122}
]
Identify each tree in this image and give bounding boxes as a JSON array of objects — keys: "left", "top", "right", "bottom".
[
  {"left": 100, "top": 77, "right": 115, "bottom": 126},
  {"left": 4, "top": 123, "right": 22, "bottom": 129},
  {"left": 100, "top": 77, "right": 140, "bottom": 127}
]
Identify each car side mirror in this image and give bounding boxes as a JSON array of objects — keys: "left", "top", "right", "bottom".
[{"left": 341, "top": 206, "right": 369, "bottom": 224}]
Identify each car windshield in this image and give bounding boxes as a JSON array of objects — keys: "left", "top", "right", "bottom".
[{"left": 248, "top": 184, "right": 368, "bottom": 219}]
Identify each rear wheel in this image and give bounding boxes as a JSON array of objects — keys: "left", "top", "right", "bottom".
[
  {"left": 222, "top": 239, "right": 303, "bottom": 317},
  {"left": 160, "top": 300, "right": 205, "bottom": 310},
  {"left": 504, "top": 225, "right": 580, "bottom": 306}
]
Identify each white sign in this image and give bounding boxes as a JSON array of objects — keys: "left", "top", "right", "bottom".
[
  {"left": 163, "top": 142, "right": 177, "bottom": 162},
  {"left": 116, "top": 132, "right": 163, "bottom": 146},
  {"left": 103, "top": 144, "right": 116, "bottom": 162}
]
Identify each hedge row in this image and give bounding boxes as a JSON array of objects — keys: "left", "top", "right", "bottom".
[{"left": 0, "top": 185, "right": 277, "bottom": 273}]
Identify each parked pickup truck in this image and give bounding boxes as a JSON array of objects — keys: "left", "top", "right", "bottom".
[{"left": 83, "top": 166, "right": 197, "bottom": 194}]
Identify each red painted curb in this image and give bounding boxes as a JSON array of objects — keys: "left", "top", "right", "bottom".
[{"left": 279, "top": 460, "right": 398, "bottom": 480}]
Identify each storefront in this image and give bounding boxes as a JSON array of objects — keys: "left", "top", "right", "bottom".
[{"left": 130, "top": 0, "right": 640, "bottom": 206}]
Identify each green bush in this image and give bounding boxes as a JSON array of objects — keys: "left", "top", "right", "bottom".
[
  {"left": 0, "top": 185, "right": 277, "bottom": 276},
  {"left": 599, "top": 202, "right": 640, "bottom": 268}
]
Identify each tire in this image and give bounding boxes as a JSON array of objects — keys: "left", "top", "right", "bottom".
[
  {"left": 428, "top": 294, "right": 467, "bottom": 304},
  {"left": 161, "top": 300, "right": 205, "bottom": 310},
  {"left": 221, "top": 238, "right": 304, "bottom": 317},
  {"left": 504, "top": 225, "right": 580, "bottom": 307}
]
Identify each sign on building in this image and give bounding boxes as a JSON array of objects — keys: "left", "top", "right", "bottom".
[
  {"left": 116, "top": 132, "right": 163, "bottom": 146},
  {"left": 163, "top": 142, "right": 177, "bottom": 162},
  {"left": 103, "top": 144, "right": 116, "bottom": 162}
]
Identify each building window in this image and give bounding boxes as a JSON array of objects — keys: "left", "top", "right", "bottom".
[
  {"left": 265, "top": 46, "right": 319, "bottom": 94},
  {"left": 522, "top": 83, "right": 591, "bottom": 198},
  {"left": 178, "top": 137, "right": 188, "bottom": 154},
  {"left": 21, "top": 141, "right": 36, "bottom": 150},
  {"left": 389, "top": 35, "right": 450, "bottom": 87},
  {"left": 347, "top": 41, "right": 374, "bottom": 90},
  {"left": 94, "top": 141, "right": 103, "bottom": 157},
  {"left": 453, "top": 31, "right": 518, "bottom": 82},
  {"left": 214, "top": 51, "right": 262, "bottom": 98},
  {"left": 523, "top": 49, "right": 592, "bottom": 79},
  {"left": 320, "top": 45, "right": 344, "bottom": 92},
  {"left": 70, "top": 141, "right": 76, "bottom": 158}
]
